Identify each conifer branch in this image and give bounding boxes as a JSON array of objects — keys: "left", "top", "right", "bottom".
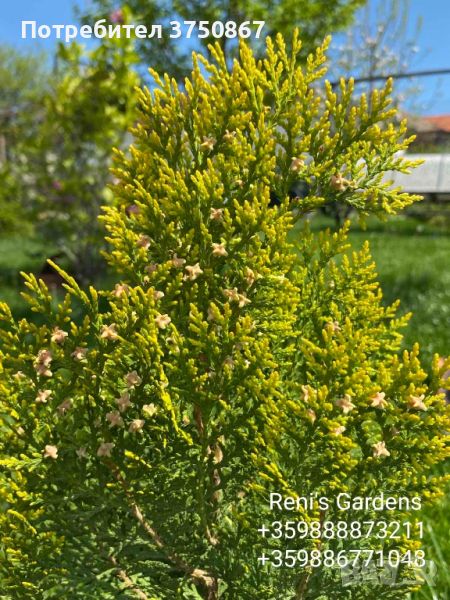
[
  {"left": 106, "top": 459, "right": 219, "bottom": 598},
  {"left": 108, "top": 555, "right": 149, "bottom": 600}
]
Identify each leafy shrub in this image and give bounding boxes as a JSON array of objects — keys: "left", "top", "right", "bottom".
[
  {"left": 31, "top": 35, "right": 139, "bottom": 282},
  {"left": 0, "top": 33, "right": 138, "bottom": 282},
  {"left": 0, "top": 46, "right": 49, "bottom": 234},
  {"left": 0, "top": 33, "right": 449, "bottom": 599}
]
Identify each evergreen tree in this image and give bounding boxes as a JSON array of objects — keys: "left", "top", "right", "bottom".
[{"left": 0, "top": 33, "right": 449, "bottom": 599}]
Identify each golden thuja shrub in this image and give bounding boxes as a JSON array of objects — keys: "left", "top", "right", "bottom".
[{"left": 0, "top": 33, "right": 449, "bottom": 599}]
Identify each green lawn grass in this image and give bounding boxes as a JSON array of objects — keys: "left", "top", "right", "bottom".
[
  {"left": 412, "top": 476, "right": 450, "bottom": 600},
  {"left": 0, "top": 234, "right": 54, "bottom": 318}
]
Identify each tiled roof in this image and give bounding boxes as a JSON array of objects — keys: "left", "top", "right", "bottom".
[{"left": 424, "top": 115, "right": 450, "bottom": 132}]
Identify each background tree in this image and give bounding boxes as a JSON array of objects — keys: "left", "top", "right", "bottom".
[
  {"left": 0, "top": 6, "right": 140, "bottom": 282},
  {"left": 80, "top": 0, "right": 366, "bottom": 77},
  {"left": 31, "top": 35, "right": 139, "bottom": 282},
  {"left": 329, "top": 0, "right": 423, "bottom": 108},
  {"left": 0, "top": 46, "right": 49, "bottom": 232}
]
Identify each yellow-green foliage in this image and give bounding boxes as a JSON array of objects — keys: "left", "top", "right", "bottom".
[{"left": 0, "top": 33, "right": 449, "bottom": 599}]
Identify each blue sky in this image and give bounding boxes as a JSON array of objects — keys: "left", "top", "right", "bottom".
[{"left": 1, "top": 0, "right": 450, "bottom": 115}]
